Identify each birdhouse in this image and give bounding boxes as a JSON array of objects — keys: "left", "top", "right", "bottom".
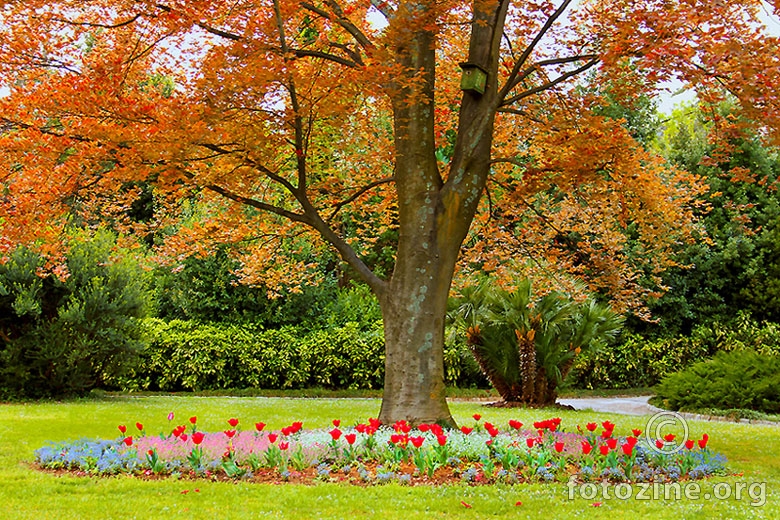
[{"left": 459, "top": 62, "right": 487, "bottom": 95}]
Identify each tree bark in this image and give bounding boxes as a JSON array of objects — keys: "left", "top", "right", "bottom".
[{"left": 371, "top": 0, "right": 509, "bottom": 426}]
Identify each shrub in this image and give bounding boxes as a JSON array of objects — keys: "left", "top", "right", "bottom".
[
  {"left": 567, "top": 333, "right": 711, "bottom": 389},
  {"left": 0, "top": 230, "right": 150, "bottom": 398},
  {"left": 448, "top": 278, "right": 623, "bottom": 404},
  {"left": 153, "top": 248, "right": 340, "bottom": 329},
  {"left": 653, "top": 350, "right": 780, "bottom": 414},
  {"left": 123, "top": 318, "right": 485, "bottom": 392},
  {"left": 568, "top": 313, "right": 780, "bottom": 390},
  {"left": 124, "top": 319, "right": 386, "bottom": 391}
]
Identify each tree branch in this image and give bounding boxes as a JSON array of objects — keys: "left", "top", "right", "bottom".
[
  {"left": 50, "top": 13, "right": 143, "bottom": 29},
  {"left": 498, "top": 0, "right": 575, "bottom": 99},
  {"left": 154, "top": 3, "right": 242, "bottom": 41},
  {"left": 500, "top": 57, "right": 599, "bottom": 106},
  {"left": 327, "top": 176, "right": 396, "bottom": 220},
  {"left": 202, "top": 182, "right": 313, "bottom": 225}
]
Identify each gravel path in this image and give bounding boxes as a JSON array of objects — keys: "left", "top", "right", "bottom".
[
  {"left": 556, "top": 395, "right": 661, "bottom": 416},
  {"left": 557, "top": 395, "right": 779, "bottom": 425}
]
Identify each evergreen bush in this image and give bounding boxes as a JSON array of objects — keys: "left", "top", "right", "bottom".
[
  {"left": 653, "top": 350, "right": 780, "bottom": 413},
  {"left": 0, "top": 230, "right": 150, "bottom": 398}
]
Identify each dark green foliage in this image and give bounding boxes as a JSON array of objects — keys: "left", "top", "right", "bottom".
[
  {"left": 569, "top": 312, "right": 780, "bottom": 389},
  {"left": 568, "top": 333, "right": 712, "bottom": 390},
  {"left": 0, "top": 230, "right": 150, "bottom": 398},
  {"left": 125, "top": 319, "right": 386, "bottom": 391},
  {"left": 321, "top": 283, "right": 382, "bottom": 329},
  {"left": 154, "top": 248, "right": 340, "bottom": 328},
  {"left": 121, "top": 318, "right": 483, "bottom": 391},
  {"left": 653, "top": 350, "right": 780, "bottom": 414},
  {"left": 635, "top": 105, "right": 780, "bottom": 337},
  {"left": 448, "top": 278, "right": 623, "bottom": 404}
]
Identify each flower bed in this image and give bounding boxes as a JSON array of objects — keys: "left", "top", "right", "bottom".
[{"left": 34, "top": 414, "right": 725, "bottom": 486}]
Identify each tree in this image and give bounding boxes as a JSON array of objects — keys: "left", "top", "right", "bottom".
[
  {"left": 634, "top": 104, "right": 780, "bottom": 337},
  {"left": 1, "top": 0, "right": 779, "bottom": 424}
]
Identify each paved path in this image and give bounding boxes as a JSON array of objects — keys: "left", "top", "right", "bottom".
[
  {"left": 557, "top": 396, "right": 779, "bottom": 425},
  {"left": 556, "top": 395, "right": 661, "bottom": 416}
]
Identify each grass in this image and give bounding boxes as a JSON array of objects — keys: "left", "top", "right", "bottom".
[{"left": 1, "top": 395, "right": 777, "bottom": 519}]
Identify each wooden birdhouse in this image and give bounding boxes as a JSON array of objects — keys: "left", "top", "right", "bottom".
[{"left": 459, "top": 62, "right": 487, "bottom": 95}]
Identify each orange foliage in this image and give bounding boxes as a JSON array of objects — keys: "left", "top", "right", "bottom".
[{"left": 0, "top": 0, "right": 778, "bottom": 309}]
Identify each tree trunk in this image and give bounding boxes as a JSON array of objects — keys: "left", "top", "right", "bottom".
[
  {"left": 378, "top": 263, "right": 455, "bottom": 426},
  {"left": 371, "top": 1, "right": 508, "bottom": 426}
]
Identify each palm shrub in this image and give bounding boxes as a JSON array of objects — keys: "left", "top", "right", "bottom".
[
  {"left": 0, "top": 229, "right": 150, "bottom": 398},
  {"left": 448, "top": 278, "right": 623, "bottom": 405}
]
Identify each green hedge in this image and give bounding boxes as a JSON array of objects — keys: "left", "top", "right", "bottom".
[
  {"left": 123, "top": 319, "right": 384, "bottom": 391},
  {"left": 653, "top": 350, "right": 780, "bottom": 413},
  {"left": 568, "top": 314, "right": 780, "bottom": 390},
  {"left": 121, "top": 319, "right": 487, "bottom": 392},
  {"left": 567, "top": 333, "right": 712, "bottom": 389}
]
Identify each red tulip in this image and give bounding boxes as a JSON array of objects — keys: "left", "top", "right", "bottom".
[
  {"left": 279, "top": 441, "right": 289, "bottom": 450},
  {"left": 192, "top": 431, "right": 205, "bottom": 445},
  {"left": 487, "top": 426, "right": 499, "bottom": 437},
  {"left": 632, "top": 428, "right": 642, "bottom": 437},
  {"left": 135, "top": 422, "right": 143, "bottom": 432},
  {"left": 655, "top": 439, "right": 664, "bottom": 450},
  {"left": 224, "top": 429, "right": 236, "bottom": 438},
  {"left": 332, "top": 419, "right": 341, "bottom": 427},
  {"left": 626, "top": 436, "right": 638, "bottom": 448},
  {"left": 329, "top": 428, "right": 342, "bottom": 441},
  {"left": 123, "top": 436, "right": 133, "bottom": 446},
  {"left": 267, "top": 433, "right": 278, "bottom": 444},
  {"left": 698, "top": 434, "right": 709, "bottom": 449},
  {"left": 189, "top": 416, "right": 197, "bottom": 425},
  {"left": 281, "top": 426, "right": 292, "bottom": 436},
  {"left": 586, "top": 422, "right": 597, "bottom": 432},
  {"left": 526, "top": 437, "right": 536, "bottom": 448},
  {"left": 607, "top": 437, "right": 618, "bottom": 450},
  {"left": 118, "top": 425, "right": 127, "bottom": 434},
  {"left": 685, "top": 439, "right": 695, "bottom": 450},
  {"left": 554, "top": 441, "right": 565, "bottom": 453},
  {"left": 431, "top": 424, "right": 444, "bottom": 436},
  {"left": 411, "top": 436, "right": 424, "bottom": 448},
  {"left": 227, "top": 418, "right": 239, "bottom": 427},
  {"left": 418, "top": 424, "right": 431, "bottom": 433},
  {"left": 581, "top": 441, "right": 593, "bottom": 455},
  {"left": 509, "top": 419, "right": 523, "bottom": 430},
  {"left": 345, "top": 433, "right": 357, "bottom": 445},
  {"left": 473, "top": 414, "right": 482, "bottom": 421},
  {"left": 621, "top": 443, "right": 634, "bottom": 456},
  {"left": 601, "top": 420, "right": 615, "bottom": 432},
  {"left": 599, "top": 445, "right": 610, "bottom": 456},
  {"left": 147, "top": 449, "right": 154, "bottom": 456},
  {"left": 255, "top": 422, "right": 266, "bottom": 432},
  {"left": 436, "top": 434, "right": 447, "bottom": 446},
  {"left": 664, "top": 433, "right": 676, "bottom": 442},
  {"left": 180, "top": 433, "right": 188, "bottom": 442},
  {"left": 368, "top": 417, "right": 381, "bottom": 428},
  {"left": 601, "top": 429, "right": 613, "bottom": 439},
  {"left": 460, "top": 426, "right": 474, "bottom": 435},
  {"left": 291, "top": 421, "right": 303, "bottom": 433}
]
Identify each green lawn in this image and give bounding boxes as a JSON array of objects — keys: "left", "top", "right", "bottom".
[{"left": 0, "top": 395, "right": 776, "bottom": 519}]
